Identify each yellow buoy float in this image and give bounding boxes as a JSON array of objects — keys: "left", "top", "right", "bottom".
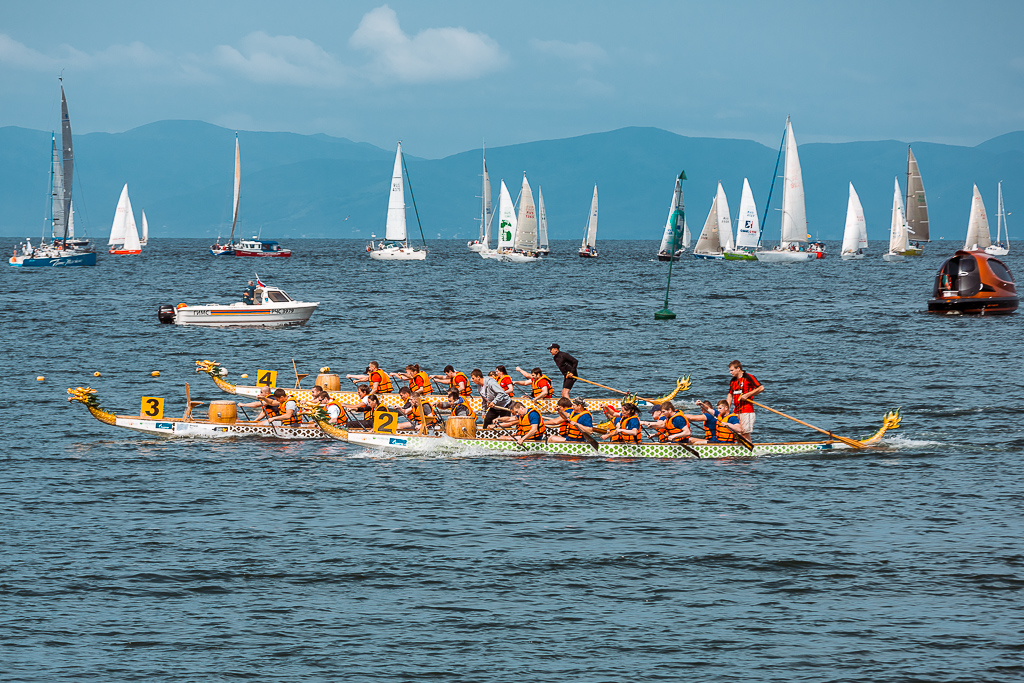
[
  {"left": 151, "top": 371, "right": 160, "bottom": 377},
  {"left": 241, "top": 373, "right": 249, "bottom": 379},
  {"left": 36, "top": 376, "right": 44, "bottom": 381},
  {"left": 94, "top": 371, "right": 101, "bottom": 377}
]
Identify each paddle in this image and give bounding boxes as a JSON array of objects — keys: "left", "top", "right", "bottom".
[
  {"left": 639, "top": 422, "right": 702, "bottom": 458},
  {"left": 747, "top": 400, "right": 866, "bottom": 449},
  {"left": 556, "top": 407, "right": 599, "bottom": 452},
  {"left": 567, "top": 373, "right": 662, "bottom": 405}
]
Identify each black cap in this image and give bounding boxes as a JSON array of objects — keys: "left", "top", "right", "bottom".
[{"left": 547, "top": 343, "right": 559, "bottom": 350}]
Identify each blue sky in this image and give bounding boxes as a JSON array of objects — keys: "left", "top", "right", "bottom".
[{"left": 2, "top": 0, "right": 1023, "bottom": 158}]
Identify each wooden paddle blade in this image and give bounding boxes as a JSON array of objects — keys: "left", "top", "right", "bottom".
[
  {"left": 734, "top": 433, "right": 755, "bottom": 451},
  {"left": 678, "top": 441, "right": 701, "bottom": 458}
]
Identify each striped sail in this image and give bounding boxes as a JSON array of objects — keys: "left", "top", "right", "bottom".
[
  {"left": 582, "top": 185, "right": 598, "bottom": 249},
  {"left": 694, "top": 194, "right": 722, "bottom": 254},
  {"left": 780, "top": 118, "right": 807, "bottom": 246},
  {"left": 734, "top": 178, "right": 760, "bottom": 249},
  {"left": 538, "top": 187, "right": 549, "bottom": 250},
  {"left": 964, "top": 184, "right": 991, "bottom": 250},
  {"left": 385, "top": 142, "right": 407, "bottom": 242},
  {"left": 842, "top": 183, "right": 867, "bottom": 254},
  {"left": 716, "top": 182, "right": 733, "bottom": 250},
  {"left": 497, "top": 180, "right": 517, "bottom": 250},
  {"left": 515, "top": 175, "right": 538, "bottom": 251},
  {"left": 906, "top": 147, "right": 929, "bottom": 241}
]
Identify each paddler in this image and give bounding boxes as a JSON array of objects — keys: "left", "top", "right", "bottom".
[
  {"left": 346, "top": 361, "right": 393, "bottom": 395},
  {"left": 494, "top": 365, "right": 515, "bottom": 397},
  {"left": 265, "top": 388, "right": 302, "bottom": 427},
  {"left": 547, "top": 398, "right": 594, "bottom": 443},
  {"left": 430, "top": 366, "right": 472, "bottom": 397},
  {"left": 237, "top": 387, "right": 278, "bottom": 422},
  {"left": 391, "top": 364, "right": 432, "bottom": 395},
  {"left": 498, "top": 400, "right": 547, "bottom": 445},
  {"left": 547, "top": 343, "right": 578, "bottom": 398},
  {"left": 471, "top": 369, "right": 512, "bottom": 429},
  {"left": 727, "top": 360, "right": 764, "bottom": 438},
  {"left": 313, "top": 386, "right": 346, "bottom": 425},
  {"left": 601, "top": 402, "right": 641, "bottom": 443},
  {"left": 512, "top": 367, "right": 553, "bottom": 399},
  {"left": 436, "top": 389, "right": 476, "bottom": 419},
  {"left": 641, "top": 401, "right": 691, "bottom": 443},
  {"left": 683, "top": 400, "right": 741, "bottom": 444},
  {"left": 396, "top": 387, "right": 438, "bottom": 431},
  {"left": 348, "top": 394, "right": 380, "bottom": 429}
]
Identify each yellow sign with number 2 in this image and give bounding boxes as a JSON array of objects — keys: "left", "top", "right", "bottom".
[
  {"left": 141, "top": 396, "right": 165, "bottom": 419},
  {"left": 373, "top": 409, "right": 398, "bottom": 434}
]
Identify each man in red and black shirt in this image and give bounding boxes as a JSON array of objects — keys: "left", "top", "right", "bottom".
[{"left": 727, "top": 360, "right": 764, "bottom": 438}]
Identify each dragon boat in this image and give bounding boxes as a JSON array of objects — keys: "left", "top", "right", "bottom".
[
  {"left": 195, "top": 360, "right": 690, "bottom": 414},
  {"left": 67, "top": 386, "right": 326, "bottom": 440},
  {"left": 308, "top": 409, "right": 902, "bottom": 460}
]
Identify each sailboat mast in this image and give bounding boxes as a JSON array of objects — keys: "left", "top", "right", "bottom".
[
  {"left": 997, "top": 181, "right": 1004, "bottom": 243},
  {"left": 480, "top": 144, "right": 486, "bottom": 242},
  {"left": 758, "top": 123, "right": 787, "bottom": 247}
]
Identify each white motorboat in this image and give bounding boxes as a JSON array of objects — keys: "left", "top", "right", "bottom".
[
  {"left": 158, "top": 282, "right": 319, "bottom": 327},
  {"left": 368, "top": 142, "right": 427, "bottom": 261},
  {"left": 756, "top": 117, "right": 816, "bottom": 263}
]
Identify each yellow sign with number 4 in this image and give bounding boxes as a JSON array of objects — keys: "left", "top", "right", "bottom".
[
  {"left": 256, "top": 370, "right": 277, "bottom": 387},
  {"left": 373, "top": 409, "right": 399, "bottom": 434},
  {"left": 140, "top": 396, "right": 165, "bottom": 419}
]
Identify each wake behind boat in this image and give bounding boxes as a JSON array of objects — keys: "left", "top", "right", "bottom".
[{"left": 158, "top": 280, "right": 318, "bottom": 327}]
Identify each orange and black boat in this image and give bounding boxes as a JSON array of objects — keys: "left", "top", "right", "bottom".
[{"left": 928, "top": 250, "right": 1018, "bottom": 315}]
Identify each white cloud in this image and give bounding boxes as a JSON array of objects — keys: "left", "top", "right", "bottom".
[
  {"left": 0, "top": 34, "right": 164, "bottom": 71},
  {"left": 350, "top": 5, "right": 506, "bottom": 83},
  {"left": 531, "top": 39, "right": 606, "bottom": 70},
  {"left": 213, "top": 32, "right": 348, "bottom": 87}
]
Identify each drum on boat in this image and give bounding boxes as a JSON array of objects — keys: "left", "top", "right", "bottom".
[
  {"left": 208, "top": 400, "right": 238, "bottom": 424},
  {"left": 316, "top": 373, "right": 341, "bottom": 391},
  {"left": 445, "top": 416, "right": 477, "bottom": 439}
]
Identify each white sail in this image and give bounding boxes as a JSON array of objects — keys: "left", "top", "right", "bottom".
[
  {"left": 122, "top": 201, "right": 142, "bottom": 252},
  {"left": 497, "top": 180, "right": 517, "bottom": 250},
  {"left": 141, "top": 211, "right": 149, "bottom": 246},
  {"left": 108, "top": 184, "right": 131, "bottom": 245},
  {"left": 515, "top": 176, "right": 538, "bottom": 251},
  {"left": 50, "top": 136, "right": 65, "bottom": 240},
  {"left": 694, "top": 195, "right": 722, "bottom": 254},
  {"left": 682, "top": 216, "right": 690, "bottom": 248},
  {"left": 889, "top": 178, "right": 909, "bottom": 253},
  {"left": 582, "top": 184, "right": 598, "bottom": 249},
  {"left": 964, "top": 184, "right": 991, "bottom": 250},
  {"left": 734, "top": 178, "right": 760, "bottom": 249},
  {"left": 385, "top": 143, "right": 407, "bottom": 242},
  {"left": 716, "top": 183, "right": 733, "bottom": 250},
  {"left": 780, "top": 118, "right": 807, "bottom": 246},
  {"left": 67, "top": 201, "right": 75, "bottom": 238},
  {"left": 228, "top": 134, "right": 241, "bottom": 243},
  {"left": 537, "top": 187, "right": 549, "bottom": 250},
  {"left": 481, "top": 150, "right": 492, "bottom": 247},
  {"left": 842, "top": 183, "right": 867, "bottom": 254},
  {"left": 659, "top": 176, "right": 685, "bottom": 253}
]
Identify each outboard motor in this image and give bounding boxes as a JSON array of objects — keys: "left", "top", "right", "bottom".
[{"left": 157, "top": 304, "right": 176, "bottom": 324}]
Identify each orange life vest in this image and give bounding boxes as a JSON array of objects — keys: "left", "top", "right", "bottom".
[
  {"left": 715, "top": 412, "right": 739, "bottom": 443},
  {"left": 409, "top": 371, "right": 432, "bottom": 395},
  {"left": 369, "top": 369, "right": 392, "bottom": 393},
  {"left": 563, "top": 408, "right": 591, "bottom": 441},
  {"left": 408, "top": 400, "right": 438, "bottom": 426},
  {"left": 452, "top": 371, "right": 472, "bottom": 397},
  {"left": 450, "top": 397, "right": 476, "bottom": 419},
  {"left": 516, "top": 408, "right": 546, "bottom": 439},
  {"left": 325, "top": 401, "right": 347, "bottom": 425},
  {"left": 656, "top": 411, "right": 689, "bottom": 442},
  {"left": 263, "top": 399, "right": 283, "bottom": 420},
  {"left": 498, "top": 374, "right": 514, "bottom": 396},
  {"left": 531, "top": 374, "right": 553, "bottom": 398},
  {"left": 612, "top": 415, "right": 641, "bottom": 444},
  {"left": 280, "top": 398, "right": 302, "bottom": 427}
]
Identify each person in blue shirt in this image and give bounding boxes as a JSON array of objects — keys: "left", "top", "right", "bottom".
[
  {"left": 548, "top": 398, "right": 594, "bottom": 442},
  {"left": 687, "top": 399, "right": 742, "bottom": 444},
  {"left": 602, "top": 402, "right": 641, "bottom": 443}
]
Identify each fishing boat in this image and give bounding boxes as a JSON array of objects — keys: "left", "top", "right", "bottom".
[
  {"left": 500, "top": 175, "right": 541, "bottom": 262},
  {"left": 883, "top": 178, "right": 910, "bottom": 262},
  {"left": 928, "top": 250, "right": 1017, "bottom": 315},
  {"left": 902, "top": 146, "right": 928, "bottom": 256},
  {"left": 692, "top": 190, "right": 725, "bottom": 260},
  {"left": 158, "top": 281, "right": 318, "bottom": 327},
  {"left": 578, "top": 184, "right": 599, "bottom": 258},
  {"left": 756, "top": 117, "right": 816, "bottom": 262},
  {"left": 210, "top": 134, "right": 243, "bottom": 256},
  {"left": 482, "top": 180, "right": 517, "bottom": 260},
  {"left": 723, "top": 179, "right": 759, "bottom": 260},
  {"left": 196, "top": 360, "right": 691, "bottom": 415},
  {"left": 840, "top": 183, "right": 868, "bottom": 259},
  {"left": 10, "top": 81, "right": 98, "bottom": 268},
  {"left": 987, "top": 182, "right": 1011, "bottom": 256},
  {"left": 311, "top": 409, "right": 902, "bottom": 459},
  {"left": 963, "top": 184, "right": 992, "bottom": 252},
  {"left": 67, "top": 386, "right": 325, "bottom": 439},
  {"left": 369, "top": 142, "right": 427, "bottom": 260},
  {"left": 107, "top": 184, "right": 143, "bottom": 255},
  {"left": 467, "top": 147, "right": 493, "bottom": 253},
  {"left": 536, "top": 187, "right": 550, "bottom": 255},
  {"left": 657, "top": 172, "right": 689, "bottom": 261}
]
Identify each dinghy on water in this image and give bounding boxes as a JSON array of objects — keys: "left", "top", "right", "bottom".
[
  {"left": 107, "top": 184, "right": 142, "bottom": 255},
  {"left": 657, "top": 172, "right": 688, "bottom": 261},
  {"left": 756, "top": 117, "right": 816, "bottom": 262},
  {"left": 883, "top": 178, "right": 910, "bottom": 262},
  {"left": 840, "top": 183, "right": 868, "bottom": 260},
  {"left": 987, "top": 181, "right": 1011, "bottom": 256},
  {"left": 467, "top": 146, "right": 493, "bottom": 253},
  {"left": 723, "top": 179, "right": 759, "bottom": 260},
  {"left": 578, "top": 185, "right": 599, "bottom": 258},
  {"left": 928, "top": 250, "right": 1017, "bottom": 315},
  {"left": 369, "top": 142, "right": 427, "bottom": 260}
]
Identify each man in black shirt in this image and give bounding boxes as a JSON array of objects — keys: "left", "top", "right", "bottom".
[{"left": 548, "top": 344, "right": 578, "bottom": 399}]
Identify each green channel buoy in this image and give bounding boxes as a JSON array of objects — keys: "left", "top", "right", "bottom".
[{"left": 654, "top": 308, "right": 676, "bottom": 320}]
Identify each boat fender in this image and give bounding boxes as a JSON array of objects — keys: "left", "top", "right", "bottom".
[
  {"left": 158, "top": 304, "right": 176, "bottom": 324},
  {"left": 176, "top": 303, "right": 187, "bottom": 309}
]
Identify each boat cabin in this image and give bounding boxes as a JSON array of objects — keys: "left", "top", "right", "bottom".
[{"left": 928, "top": 250, "right": 1017, "bottom": 315}]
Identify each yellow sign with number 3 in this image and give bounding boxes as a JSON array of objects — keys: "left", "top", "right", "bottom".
[
  {"left": 372, "top": 409, "right": 398, "bottom": 434},
  {"left": 256, "top": 370, "right": 277, "bottom": 387},
  {"left": 140, "top": 396, "right": 165, "bottom": 419}
]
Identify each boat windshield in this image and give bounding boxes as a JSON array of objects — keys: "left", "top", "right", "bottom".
[{"left": 267, "top": 290, "right": 292, "bottom": 302}]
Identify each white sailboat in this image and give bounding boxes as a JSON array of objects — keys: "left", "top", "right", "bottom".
[
  {"left": 140, "top": 211, "right": 149, "bottom": 246},
  {"left": 578, "top": 184, "right": 599, "bottom": 258},
  {"left": 693, "top": 192, "right": 724, "bottom": 259},
  {"left": 537, "top": 187, "right": 550, "bottom": 255},
  {"left": 717, "top": 183, "right": 734, "bottom": 252},
  {"left": 756, "top": 117, "right": 815, "bottom": 262},
  {"left": 657, "top": 172, "right": 687, "bottom": 261},
  {"left": 840, "top": 183, "right": 868, "bottom": 260},
  {"left": 468, "top": 146, "right": 492, "bottom": 252},
  {"left": 483, "top": 180, "right": 517, "bottom": 260},
  {"left": 502, "top": 175, "right": 541, "bottom": 262},
  {"left": 902, "top": 146, "right": 927, "bottom": 255},
  {"left": 964, "top": 184, "right": 991, "bottom": 252},
  {"left": 986, "top": 181, "right": 1010, "bottom": 256},
  {"left": 369, "top": 142, "right": 426, "bottom": 261},
  {"left": 883, "top": 178, "right": 909, "bottom": 262},
  {"left": 723, "top": 178, "right": 759, "bottom": 260},
  {"left": 210, "top": 135, "right": 242, "bottom": 256},
  {"left": 108, "top": 184, "right": 142, "bottom": 255}
]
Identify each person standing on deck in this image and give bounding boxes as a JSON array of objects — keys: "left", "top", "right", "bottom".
[
  {"left": 471, "top": 369, "right": 512, "bottom": 429},
  {"left": 547, "top": 344, "right": 578, "bottom": 399},
  {"left": 726, "top": 360, "right": 764, "bottom": 438}
]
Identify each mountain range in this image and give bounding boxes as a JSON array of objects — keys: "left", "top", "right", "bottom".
[{"left": 1, "top": 121, "right": 1021, "bottom": 242}]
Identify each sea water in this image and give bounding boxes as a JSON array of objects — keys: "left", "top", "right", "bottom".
[{"left": 3, "top": 239, "right": 1022, "bottom": 681}]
